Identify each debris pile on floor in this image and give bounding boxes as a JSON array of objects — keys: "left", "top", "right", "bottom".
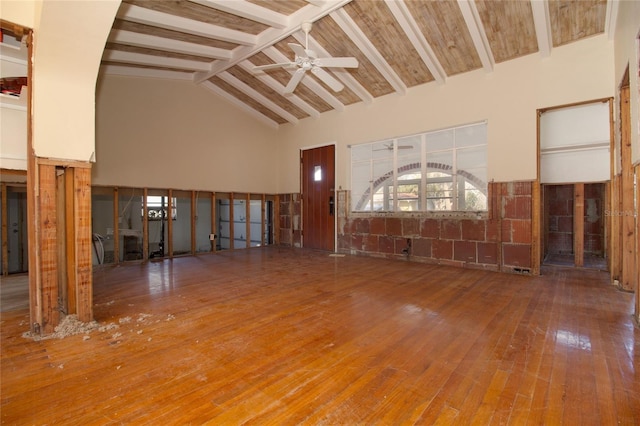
[{"left": 22, "top": 314, "right": 119, "bottom": 341}]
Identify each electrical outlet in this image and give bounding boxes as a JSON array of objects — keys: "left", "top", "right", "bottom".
[{"left": 209, "top": 233, "right": 217, "bottom": 241}]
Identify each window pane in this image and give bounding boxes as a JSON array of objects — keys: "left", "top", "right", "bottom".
[
  {"left": 350, "top": 122, "right": 487, "bottom": 212},
  {"left": 426, "top": 129, "right": 454, "bottom": 152},
  {"left": 397, "top": 183, "right": 420, "bottom": 211},
  {"left": 372, "top": 157, "right": 393, "bottom": 211},
  {"left": 352, "top": 160, "right": 372, "bottom": 211},
  {"left": 460, "top": 181, "right": 488, "bottom": 211},
  {"left": 427, "top": 177, "right": 453, "bottom": 211},
  {"left": 455, "top": 123, "right": 487, "bottom": 148}
]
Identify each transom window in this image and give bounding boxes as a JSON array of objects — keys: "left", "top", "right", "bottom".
[{"left": 351, "top": 122, "right": 488, "bottom": 212}]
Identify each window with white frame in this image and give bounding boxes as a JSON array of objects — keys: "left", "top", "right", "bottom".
[{"left": 351, "top": 122, "right": 488, "bottom": 212}]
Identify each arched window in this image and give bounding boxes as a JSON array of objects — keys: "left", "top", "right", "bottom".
[{"left": 351, "top": 122, "right": 487, "bottom": 212}]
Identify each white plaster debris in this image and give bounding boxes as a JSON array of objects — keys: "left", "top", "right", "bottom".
[{"left": 21, "top": 312, "right": 155, "bottom": 341}]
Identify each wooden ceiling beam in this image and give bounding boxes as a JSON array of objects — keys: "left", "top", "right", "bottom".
[
  {"left": 108, "top": 29, "right": 232, "bottom": 60},
  {"left": 457, "top": 0, "right": 494, "bottom": 72},
  {"left": 194, "top": 0, "right": 354, "bottom": 83},
  {"left": 530, "top": 0, "right": 552, "bottom": 58},
  {"left": 262, "top": 46, "right": 345, "bottom": 112},
  {"left": 218, "top": 72, "right": 300, "bottom": 125},
  {"left": 201, "top": 81, "right": 279, "bottom": 129},
  {"left": 117, "top": 3, "right": 256, "bottom": 46},
  {"left": 291, "top": 31, "right": 374, "bottom": 105},
  {"left": 190, "top": 0, "right": 289, "bottom": 29},
  {"left": 102, "top": 49, "right": 212, "bottom": 71},
  {"left": 330, "top": 8, "right": 407, "bottom": 95},
  {"left": 239, "top": 60, "right": 320, "bottom": 118},
  {"left": 384, "top": 0, "right": 446, "bottom": 85},
  {"left": 100, "top": 64, "right": 193, "bottom": 80}
]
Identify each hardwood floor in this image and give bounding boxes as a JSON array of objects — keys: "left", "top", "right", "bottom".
[{"left": 1, "top": 247, "right": 638, "bottom": 424}]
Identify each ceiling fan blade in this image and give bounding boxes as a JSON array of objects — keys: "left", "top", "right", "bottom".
[
  {"left": 288, "top": 43, "right": 307, "bottom": 59},
  {"left": 315, "top": 57, "right": 359, "bottom": 69},
  {"left": 305, "top": 49, "right": 317, "bottom": 59},
  {"left": 253, "top": 62, "right": 296, "bottom": 71},
  {"left": 284, "top": 68, "right": 306, "bottom": 94},
  {"left": 310, "top": 67, "right": 344, "bottom": 92}
]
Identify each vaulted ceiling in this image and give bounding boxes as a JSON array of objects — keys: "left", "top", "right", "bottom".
[{"left": 101, "top": 0, "right": 615, "bottom": 128}]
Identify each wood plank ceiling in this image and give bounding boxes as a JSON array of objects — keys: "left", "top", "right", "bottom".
[{"left": 101, "top": 0, "right": 614, "bottom": 128}]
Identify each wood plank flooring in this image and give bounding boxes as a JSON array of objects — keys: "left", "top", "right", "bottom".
[{"left": 1, "top": 247, "right": 639, "bottom": 424}]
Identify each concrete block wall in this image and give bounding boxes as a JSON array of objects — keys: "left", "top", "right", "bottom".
[{"left": 335, "top": 181, "right": 533, "bottom": 274}]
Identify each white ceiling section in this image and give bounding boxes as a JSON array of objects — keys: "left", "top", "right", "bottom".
[{"left": 101, "top": 0, "right": 612, "bottom": 128}]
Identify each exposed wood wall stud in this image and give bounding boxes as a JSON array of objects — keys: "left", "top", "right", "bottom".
[
  {"left": 574, "top": 183, "right": 585, "bottom": 267},
  {"left": 143, "top": 188, "right": 149, "bottom": 260},
  {"left": 1, "top": 183, "right": 8, "bottom": 276},
  {"left": 38, "top": 163, "right": 59, "bottom": 333},
  {"left": 74, "top": 167, "right": 93, "bottom": 322},
  {"left": 620, "top": 85, "right": 635, "bottom": 291}
]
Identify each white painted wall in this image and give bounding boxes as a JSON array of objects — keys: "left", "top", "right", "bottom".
[
  {"left": 276, "top": 35, "right": 614, "bottom": 193},
  {"left": 613, "top": 0, "right": 640, "bottom": 165},
  {"left": 94, "top": 75, "right": 279, "bottom": 193},
  {"left": 1, "top": 0, "right": 121, "bottom": 164}
]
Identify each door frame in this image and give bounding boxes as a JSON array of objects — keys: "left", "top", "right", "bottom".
[
  {"left": 300, "top": 142, "right": 337, "bottom": 252},
  {"left": 535, "top": 97, "right": 614, "bottom": 274}
]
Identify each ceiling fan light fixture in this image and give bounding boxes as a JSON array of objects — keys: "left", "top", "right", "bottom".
[{"left": 253, "top": 20, "right": 358, "bottom": 94}]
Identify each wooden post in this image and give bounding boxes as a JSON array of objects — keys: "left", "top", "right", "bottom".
[
  {"left": 38, "top": 163, "right": 59, "bottom": 333},
  {"left": 261, "top": 194, "right": 266, "bottom": 247},
  {"left": 142, "top": 188, "right": 149, "bottom": 260},
  {"left": 620, "top": 86, "right": 635, "bottom": 291},
  {"left": 74, "top": 167, "right": 92, "bottom": 322},
  {"left": 274, "top": 194, "right": 280, "bottom": 246},
  {"left": 229, "top": 193, "right": 235, "bottom": 250},
  {"left": 1, "top": 183, "right": 8, "bottom": 276},
  {"left": 60, "top": 169, "right": 72, "bottom": 315},
  {"left": 610, "top": 176, "right": 622, "bottom": 281},
  {"left": 211, "top": 192, "right": 216, "bottom": 252},
  {"left": 245, "top": 193, "right": 251, "bottom": 249},
  {"left": 113, "top": 187, "right": 119, "bottom": 264},
  {"left": 191, "top": 191, "right": 196, "bottom": 255},
  {"left": 167, "top": 189, "right": 173, "bottom": 258},
  {"left": 574, "top": 183, "right": 584, "bottom": 268},
  {"left": 635, "top": 165, "right": 639, "bottom": 322}
]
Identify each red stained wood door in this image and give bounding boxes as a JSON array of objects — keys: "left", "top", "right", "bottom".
[{"left": 301, "top": 145, "right": 335, "bottom": 251}]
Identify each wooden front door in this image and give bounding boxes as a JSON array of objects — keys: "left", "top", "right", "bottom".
[{"left": 301, "top": 145, "right": 335, "bottom": 251}]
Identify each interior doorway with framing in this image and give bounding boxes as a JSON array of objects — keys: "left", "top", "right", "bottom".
[{"left": 538, "top": 99, "right": 613, "bottom": 270}]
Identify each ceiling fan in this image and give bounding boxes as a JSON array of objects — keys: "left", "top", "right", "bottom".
[
  {"left": 253, "top": 21, "right": 359, "bottom": 94},
  {"left": 374, "top": 142, "right": 414, "bottom": 151}
]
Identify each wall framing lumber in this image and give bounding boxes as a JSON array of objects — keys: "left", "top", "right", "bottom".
[
  {"left": 635, "top": 164, "right": 639, "bottom": 322},
  {"left": 619, "top": 85, "right": 635, "bottom": 291},
  {"left": 113, "top": 188, "right": 120, "bottom": 264},
  {"left": 74, "top": 167, "right": 92, "bottom": 322},
  {"left": 191, "top": 191, "right": 196, "bottom": 254},
  {"left": 168, "top": 189, "right": 173, "bottom": 258},
  {"left": 531, "top": 180, "right": 541, "bottom": 274},
  {"left": 610, "top": 175, "right": 622, "bottom": 281},
  {"left": 261, "top": 194, "right": 266, "bottom": 246},
  {"left": 573, "top": 183, "right": 584, "bottom": 267},
  {"left": 245, "top": 193, "right": 251, "bottom": 249},
  {"left": 38, "top": 163, "right": 59, "bottom": 333},
  {"left": 211, "top": 192, "right": 216, "bottom": 252},
  {"left": 64, "top": 169, "right": 77, "bottom": 314},
  {"left": 1, "top": 183, "right": 8, "bottom": 276},
  {"left": 229, "top": 193, "right": 235, "bottom": 250},
  {"left": 142, "top": 188, "right": 149, "bottom": 260}
]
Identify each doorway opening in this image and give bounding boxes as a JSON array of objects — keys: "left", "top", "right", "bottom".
[{"left": 542, "top": 183, "right": 607, "bottom": 270}]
